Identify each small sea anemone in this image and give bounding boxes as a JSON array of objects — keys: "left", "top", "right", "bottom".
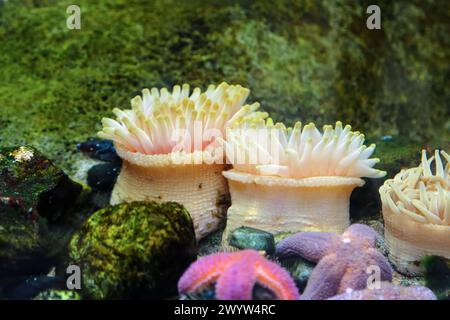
[
  {"left": 379, "top": 149, "right": 450, "bottom": 275},
  {"left": 220, "top": 119, "right": 386, "bottom": 243},
  {"left": 98, "top": 82, "right": 265, "bottom": 240}
]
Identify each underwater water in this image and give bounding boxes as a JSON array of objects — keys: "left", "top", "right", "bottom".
[{"left": 0, "top": 0, "right": 449, "bottom": 303}]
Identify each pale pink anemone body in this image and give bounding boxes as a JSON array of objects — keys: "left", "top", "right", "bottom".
[
  {"left": 380, "top": 150, "right": 450, "bottom": 275},
  {"left": 220, "top": 118, "right": 386, "bottom": 245},
  {"left": 99, "top": 82, "right": 266, "bottom": 240}
]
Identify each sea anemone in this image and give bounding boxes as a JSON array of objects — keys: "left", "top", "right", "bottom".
[
  {"left": 98, "top": 82, "right": 265, "bottom": 240},
  {"left": 379, "top": 149, "right": 450, "bottom": 275},
  {"left": 220, "top": 119, "right": 386, "bottom": 243}
]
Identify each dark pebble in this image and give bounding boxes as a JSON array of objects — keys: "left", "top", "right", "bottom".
[
  {"left": 0, "top": 274, "right": 65, "bottom": 299},
  {"left": 87, "top": 163, "right": 120, "bottom": 191},
  {"left": 77, "top": 138, "right": 121, "bottom": 163},
  {"left": 279, "top": 257, "right": 315, "bottom": 292},
  {"left": 229, "top": 227, "right": 275, "bottom": 255}
]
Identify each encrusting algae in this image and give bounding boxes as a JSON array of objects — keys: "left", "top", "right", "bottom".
[
  {"left": 379, "top": 150, "right": 450, "bottom": 275},
  {"left": 220, "top": 118, "right": 386, "bottom": 244},
  {"left": 99, "top": 82, "right": 266, "bottom": 240}
]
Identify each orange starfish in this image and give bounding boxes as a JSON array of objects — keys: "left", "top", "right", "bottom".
[{"left": 178, "top": 250, "right": 300, "bottom": 300}]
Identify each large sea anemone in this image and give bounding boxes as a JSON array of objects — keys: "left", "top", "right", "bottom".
[
  {"left": 220, "top": 118, "right": 386, "bottom": 243},
  {"left": 99, "top": 82, "right": 265, "bottom": 240},
  {"left": 379, "top": 150, "right": 450, "bottom": 275}
]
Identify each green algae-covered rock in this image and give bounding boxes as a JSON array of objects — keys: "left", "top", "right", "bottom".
[
  {"left": 0, "top": 146, "right": 82, "bottom": 222},
  {"left": 229, "top": 227, "right": 275, "bottom": 255},
  {"left": 0, "top": 200, "right": 50, "bottom": 277},
  {"left": 33, "top": 289, "right": 81, "bottom": 300},
  {"left": 69, "top": 201, "right": 197, "bottom": 299},
  {"left": 0, "top": 146, "right": 82, "bottom": 277}
]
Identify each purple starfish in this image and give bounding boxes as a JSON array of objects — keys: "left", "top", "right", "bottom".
[
  {"left": 178, "top": 249, "right": 300, "bottom": 300},
  {"left": 328, "top": 282, "right": 437, "bottom": 300},
  {"left": 276, "top": 224, "right": 393, "bottom": 300}
]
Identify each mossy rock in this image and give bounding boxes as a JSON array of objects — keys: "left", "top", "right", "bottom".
[
  {"left": 0, "top": 200, "right": 51, "bottom": 278},
  {"left": 0, "top": 146, "right": 82, "bottom": 278},
  {"left": 69, "top": 201, "right": 197, "bottom": 299},
  {"left": 33, "top": 289, "right": 81, "bottom": 300},
  {"left": 0, "top": 146, "right": 82, "bottom": 222}
]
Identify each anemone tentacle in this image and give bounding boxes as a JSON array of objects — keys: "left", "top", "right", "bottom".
[
  {"left": 99, "top": 82, "right": 265, "bottom": 156},
  {"left": 222, "top": 119, "right": 386, "bottom": 179},
  {"left": 379, "top": 149, "right": 450, "bottom": 275},
  {"left": 380, "top": 150, "right": 450, "bottom": 226}
]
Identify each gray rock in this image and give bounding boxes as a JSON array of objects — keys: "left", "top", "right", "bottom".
[{"left": 229, "top": 226, "right": 275, "bottom": 255}]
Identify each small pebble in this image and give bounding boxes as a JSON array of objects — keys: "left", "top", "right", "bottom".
[
  {"left": 77, "top": 138, "right": 121, "bottom": 162},
  {"left": 87, "top": 163, "right": 120, "bottom": 191},
  {"left": 229, "top": 226, "right": 275, "bottom": 255}
]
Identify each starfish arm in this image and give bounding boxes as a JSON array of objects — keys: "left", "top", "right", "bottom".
[
  {"left": 367, "top": 248, "right": 393, "bottom": 282},
  {"left": 275, "top": 232, "right": 340, "bottom": 262},
  {"left": 178, "top": 253, "right": 232, "bottom": 295},
  {"left": 255, "top": 259, "right": 300, "bottom": 300},
  {"left": 342, "top": 224, "right": 379, "bottom": 247},
  {"left": 216, "top": 259, "right": 257, "bottom": 300},
  {"left": 338, "top": 265, "right": 371, "bottom": 293},
  {"left": 301, "top": 253, "right": 347, "bottom": 300},
  {"left": 338, "top": 247, "right": 393, "bottom": 293}
]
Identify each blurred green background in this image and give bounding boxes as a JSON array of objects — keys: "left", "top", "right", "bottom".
[{"left": 0, "top": 0, "right": 448, "bottom": 174}]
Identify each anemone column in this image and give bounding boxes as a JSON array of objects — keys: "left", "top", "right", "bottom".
[
  {"left": 111, "top": 148, "right": 230, "bottom": 240},
  {"left": 222, "top": 171, "right": 364, "bottom": 243}
]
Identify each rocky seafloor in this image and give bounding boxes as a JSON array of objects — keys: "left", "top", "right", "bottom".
[
  {"left": 0, "top": 0, "right": 449, "bottom": 300},
  {"left": 0, "top": 141, "right": 449, "bottom": 300}
]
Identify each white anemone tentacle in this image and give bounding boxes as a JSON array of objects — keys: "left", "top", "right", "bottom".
[{"left": 380, "top": 149, "right": 450, "bottom": 275}]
